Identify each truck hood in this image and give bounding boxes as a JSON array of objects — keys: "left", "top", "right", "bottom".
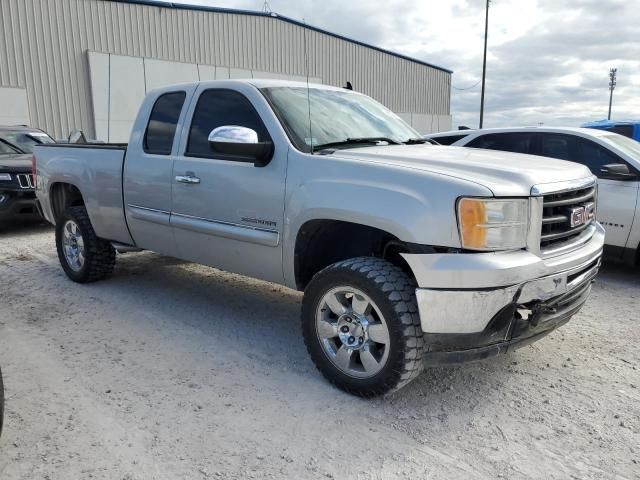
[
  {"left": 331, "top": 145, "right": 593, "bottom": 196},
  {"left": 0, "top": 153, "right": 33, "bottom": 172}
]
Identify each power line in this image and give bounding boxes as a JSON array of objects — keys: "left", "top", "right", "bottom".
[{"left": 452, "top": 79, "right": 481, "bottom": 91}]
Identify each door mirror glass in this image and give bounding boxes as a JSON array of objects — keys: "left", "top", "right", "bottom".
[
  {"left": 68, "top": 129, "right": 87, "bottom": 144},
  {"left": 599, "top": 163, "right": 636, "bottom": 180},
  {"left": 208, "top": 126, "right": 274, "bottom": 167}
]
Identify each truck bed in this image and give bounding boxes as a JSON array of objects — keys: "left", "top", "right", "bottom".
[{"left": 34, "top": 143, "right": 134, "bottom": 245}]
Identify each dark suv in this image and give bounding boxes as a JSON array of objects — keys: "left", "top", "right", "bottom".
[
  {"left": 0, "top": 125, "right": 55, "bottom": 154},
  {"left": 0, "top": 138, "right": 41, "bottom": 223}
]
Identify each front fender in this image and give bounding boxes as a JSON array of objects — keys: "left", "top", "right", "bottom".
[{"left": 282, "top": 152, "right": 492, "bottom": 288}]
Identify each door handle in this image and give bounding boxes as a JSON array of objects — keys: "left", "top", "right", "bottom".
[{"left": 175, "top": 174, "right": 200, "bottom": 184}]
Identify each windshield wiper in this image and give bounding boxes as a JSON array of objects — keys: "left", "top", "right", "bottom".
[{"left": 313, "top": 137, "right": 402, "bottom": 152}]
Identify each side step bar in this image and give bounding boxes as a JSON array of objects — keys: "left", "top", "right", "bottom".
[{"left": 111, "top": 242, "right": 143, "bottom": 254}]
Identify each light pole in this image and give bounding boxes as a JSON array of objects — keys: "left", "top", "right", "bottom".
[
  {"left": 479, "top": 0, "right": 490, "bottom": 129},
  {"left": 608, "top": 68, "right": 617, "bottom": 120}
]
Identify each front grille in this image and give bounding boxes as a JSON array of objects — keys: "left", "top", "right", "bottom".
[
  {"left": 540, "top": 185, "right": 596, "bottom": 250},
  {"left": 16, "top": 173, "right": 35, "bottom": 189}
]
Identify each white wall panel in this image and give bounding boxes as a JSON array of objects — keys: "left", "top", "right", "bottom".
[
  {"left": 0, "top": 87, "right": 30, "bottom": 125},
  {"left": 87, "top": 52, "right": 110, "bottom": 141},
  {"left": 197, "top": 65, "right": 217, "bottom": 81},
  {"left": 396, "top": 113, "right": 413, "bottom": 127},
  {"left": 144, "top": 58, "right": 199, "bottom": 91},
  {"left": 108, "top": 55, "right": 145, "bottom": 142},
  {"left": 229, "top": 68, "right": 253, "bottom": 79},
  {"left": 214, "top": 67, "right": 230, "bottom": 79}
]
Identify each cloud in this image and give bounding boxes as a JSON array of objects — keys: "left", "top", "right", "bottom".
[{"left": 169, "top": 0, "right": 640, "bottom": 129}]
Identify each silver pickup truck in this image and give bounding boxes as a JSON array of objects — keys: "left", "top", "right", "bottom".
[{"left": 34, "top": 80, "right": 604, "bottom": 396}]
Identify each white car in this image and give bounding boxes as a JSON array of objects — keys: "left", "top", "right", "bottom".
[{"left": 426, "top": 127, "right": 640, "bottom": 266}]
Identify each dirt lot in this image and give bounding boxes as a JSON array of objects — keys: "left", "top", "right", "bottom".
[{"left": 0, "top": 223, "right": 638, "bottom": 479}]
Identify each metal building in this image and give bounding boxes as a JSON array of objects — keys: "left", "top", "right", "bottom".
[{"left": 0, "top": 0, "right": 452, "bottom": 142}]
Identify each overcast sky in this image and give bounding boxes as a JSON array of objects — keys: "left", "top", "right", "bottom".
[{"left": 168, "top": 0, "right": 639, "bottom": 129}]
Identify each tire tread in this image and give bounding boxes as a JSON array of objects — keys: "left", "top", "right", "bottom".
[{"left": 302, "top": 257, "right": 425, "bottom": 397}]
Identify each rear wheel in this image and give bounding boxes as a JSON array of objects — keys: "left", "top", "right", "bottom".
[
  {"left": 302, "top": 257, "right": 425, "bottom": 397},
  {"left": 55, "top": 206, "right": 115, "bottom": 283}
]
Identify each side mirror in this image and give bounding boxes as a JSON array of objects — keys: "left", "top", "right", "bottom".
[
  {"left": 208, "top": 126, "right": 274, "bottom": 167},
  {"left": 68, "top": 129, "right": 87, "bottom": 144},
  {"left": 600, "top": 163, "right": 636, "bottom": 180}
]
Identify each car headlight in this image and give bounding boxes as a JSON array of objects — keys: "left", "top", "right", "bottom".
[
  {"left": 0, "top": 173, "right": 11, "bottom": 181},
  {"left": 457, "top": 198, "right": 529, "bottom": 251}
]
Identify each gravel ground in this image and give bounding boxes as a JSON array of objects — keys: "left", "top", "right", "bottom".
[{"left": 0, "top": 223, "right": 638, "bottom": 479}]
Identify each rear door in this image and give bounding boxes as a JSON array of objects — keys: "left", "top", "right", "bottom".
[
  {"left": 170, "top": 86, "right": 287, "bottom": 284},
  {"left": 123, "top": 89, "right": 190, "bottom": 255}
]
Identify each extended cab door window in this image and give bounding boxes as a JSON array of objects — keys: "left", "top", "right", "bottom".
[
  {"left": 144, "top": 91, "right": 186, "bottom": 155},
  {"left": 466, "top": 132, "right": 534, "bottom": 154},
  {"left": 185, "top": 89, "right": 270, "bottom": 160}
]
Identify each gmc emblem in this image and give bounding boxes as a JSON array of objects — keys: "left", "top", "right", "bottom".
[{"left": 570, "top": 202, "right": 595, "bottom": 228}]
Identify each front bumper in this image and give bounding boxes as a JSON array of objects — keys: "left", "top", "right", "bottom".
[
  {"left": 401, "top": 222, "right": 605, "bottom": 364},
  {"left": 0, "top": 189, "right": 41, "bottom": 221}
]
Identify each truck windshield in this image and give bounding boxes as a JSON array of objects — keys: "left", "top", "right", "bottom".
[{"left": 261, "top": 86, "right": 421, "bottom": 153}]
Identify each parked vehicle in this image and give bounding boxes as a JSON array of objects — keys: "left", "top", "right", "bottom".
[
  {"left": 426, "top": 127, "right": 640, "bottom": 266},
  {"left": 0, "top": 139, "right": 41, "bottom": 223},
  {"left": 582, "top": 120, "right": 640, "bottom": 142},
  {"left": 0, "top": 125, "right": 55, "bottom": 154},
  {"left": 35, "top": 81, "right": 604, "bottom": 396}
]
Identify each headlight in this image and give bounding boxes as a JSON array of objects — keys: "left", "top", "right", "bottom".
[
  {"left": 457, "top": 198, "right": 529, "bottom": 251},
  {"left": 0, "top": 173, "right": 11, "bottom": 181}
]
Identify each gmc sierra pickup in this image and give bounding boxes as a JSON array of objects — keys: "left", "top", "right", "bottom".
[{"left": 34, "top": 80, "right": 604, "bottom": 396}]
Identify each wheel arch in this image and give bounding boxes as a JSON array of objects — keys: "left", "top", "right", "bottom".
[
  {"left": 292, "top": 218, "right": 432, "bottom": 290},
  {"left": 49, "top": 182, "right": 86, "bottom": 223}
]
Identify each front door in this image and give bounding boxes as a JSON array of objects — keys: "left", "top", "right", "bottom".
[{"left": 170, "top": 87, "right": 287, "bottom": 284}]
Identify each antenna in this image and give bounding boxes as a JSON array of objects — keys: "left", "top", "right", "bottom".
[
  {"left": 302, "top": 19, "right": 313, "bottom": 154},
  {"left": 262, "top": 1, "right": 271, "bottom": 13}
]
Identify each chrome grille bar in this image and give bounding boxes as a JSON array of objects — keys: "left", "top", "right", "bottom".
[{"left": 16, "top": 173, "right": 35, "bottom": 189}]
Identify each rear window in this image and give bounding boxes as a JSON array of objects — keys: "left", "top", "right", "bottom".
[
  {"left": 431, "top": 134, "right": 469, "bottom": 145},
  {"left": 144, "top": 91, "right": 186, "bottom": 155}
]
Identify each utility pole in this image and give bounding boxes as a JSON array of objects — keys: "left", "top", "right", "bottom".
[
  {"left": 608, "top": 68, "right": 617, "bottom": 120},
  {"left": 479, "top": 0, "right": 490, "bottom": 129}
]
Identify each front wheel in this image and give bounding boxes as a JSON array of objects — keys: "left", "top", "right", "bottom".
[
  {"left": 302, "top": 257, "right": 425, "bottom": 397},
  {"left": 55, "top": 206, "right": 116, "bottom": 283}
]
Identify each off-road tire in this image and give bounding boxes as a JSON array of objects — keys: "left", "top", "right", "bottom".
[
  {"left": 56, "top": 206, "right": 115, "bottom": 283},
  {"left": 302, "top": 257, "right": 425, "bottom": 397}
]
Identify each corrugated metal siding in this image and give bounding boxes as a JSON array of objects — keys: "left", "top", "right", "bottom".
[{"left": 0, "top": 0, "right": 451, "bottom": 139}]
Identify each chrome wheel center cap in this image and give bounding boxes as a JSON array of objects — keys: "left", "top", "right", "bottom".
[{"left": 336, "top": 314, "right": 368, "bottom": 350}]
